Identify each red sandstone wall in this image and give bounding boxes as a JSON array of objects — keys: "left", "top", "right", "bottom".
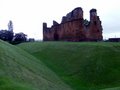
[
  {"left": 43, "top": 8, "right": 103, "bottom": 41},
  {"left": 51, "top": 19, "right": 85, "bottom": 41}
]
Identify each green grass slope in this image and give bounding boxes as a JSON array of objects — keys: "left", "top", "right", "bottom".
[
  {"left": 19, "top": 42, "right": 120, "bottom": 90},
  {"left": 0, "top": 40, "right": 72, "bottom": 90}
]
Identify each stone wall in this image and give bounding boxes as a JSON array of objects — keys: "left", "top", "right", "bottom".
[{"left": 43, "top": 7, "right": 103, "bottom": 41}]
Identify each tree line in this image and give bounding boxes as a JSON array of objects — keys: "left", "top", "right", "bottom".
[{"left": 0, "top": 20, "right": 27, "bottom": 44}]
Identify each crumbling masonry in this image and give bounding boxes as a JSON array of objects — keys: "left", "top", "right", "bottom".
[{"left": 43, "top": 7, "right": 103, "bottom": 41}]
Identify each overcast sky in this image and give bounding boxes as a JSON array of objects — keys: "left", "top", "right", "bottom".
[{"left": 0, "top": 0, "right": 120, "bottom": 40}]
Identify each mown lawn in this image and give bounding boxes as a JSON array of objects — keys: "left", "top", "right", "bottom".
[
  {"left": 19, "top": 42, "right": 120, "bottom": 90},
  {"left": 0, "top": 40, "right": 72, "bottom": 90}
]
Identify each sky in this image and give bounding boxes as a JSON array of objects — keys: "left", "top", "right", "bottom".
[{"left": 0, "top": 0, "right": 120, "bottom": 40}]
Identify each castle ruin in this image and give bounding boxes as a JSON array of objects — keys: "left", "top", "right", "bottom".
[{"left": 43, "top": 7, "right": 103, "bottom": 41}]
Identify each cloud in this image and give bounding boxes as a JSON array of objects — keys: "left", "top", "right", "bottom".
[{"left": 0, "top": 0, "right": 120, "bottom": 39}]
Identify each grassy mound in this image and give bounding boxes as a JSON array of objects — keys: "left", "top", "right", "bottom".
[
  {"left": 0, "top": 77, "right": 35, "bottom": 90},
  {"left": 0, "top": 40, "right": 72, "bottom": 90},
  {"left": 19, "top": 42, "right": 120, "bottom": 90}
]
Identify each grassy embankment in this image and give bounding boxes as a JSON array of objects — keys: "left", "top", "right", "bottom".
[
  {"left": 0, "top": 40, "right": 72, "bottom": 90},
  {"left": 19, "top": 41, "right": 120, "bottom": 90}
]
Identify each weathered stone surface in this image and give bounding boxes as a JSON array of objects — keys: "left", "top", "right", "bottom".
[
  {"left": 61, "top": 16, "right": 67, "bottom": 23},
  {"left": 53, "top": 20, "right": 59, "bottom": 26},
  {"left": 72, "top": 7, "right": 83, "bottom": 19},
  {"left": 61, "top": 7, "right": 83, "bottom": 23},
  {"left": 43, "top": 7, "right": 103, "bottom": 41}
]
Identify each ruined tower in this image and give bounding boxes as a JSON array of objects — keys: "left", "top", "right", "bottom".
[
  {"left": 43, "top": 23, "right": 52, "bottom": 41},
  {"left": 88, "top": 9, "right": 103, "bottom": 41},
  {"left": 43, "top": 7, "right": 103, "bottom": 41}
]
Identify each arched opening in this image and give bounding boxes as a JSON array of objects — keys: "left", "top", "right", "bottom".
[{"left": 54, "top": 33, "right": 59, "bottom": 41}]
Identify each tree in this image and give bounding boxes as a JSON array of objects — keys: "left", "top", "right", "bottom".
[
  {"left": 8, "top": 20, "right": 13, "bottom": 32},
  {"left": 0, "top": 20, "right": 28, "bottom": 44},
  {"left": 12, "top": 32, "right": 27, "bottom": 44},
  {"left": 0, "top": 30, "right": 14, "bottom": 42},
  {"left": 84, "top": 19, "right": 89, "bottom": 26}
]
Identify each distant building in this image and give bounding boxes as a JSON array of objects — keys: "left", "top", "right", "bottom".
[
  {"left": 108, "top": 38, "right": 120, "bottom": 42},
  {"left": 43, "top": 7, "right": 103, "bottom": 41}
]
